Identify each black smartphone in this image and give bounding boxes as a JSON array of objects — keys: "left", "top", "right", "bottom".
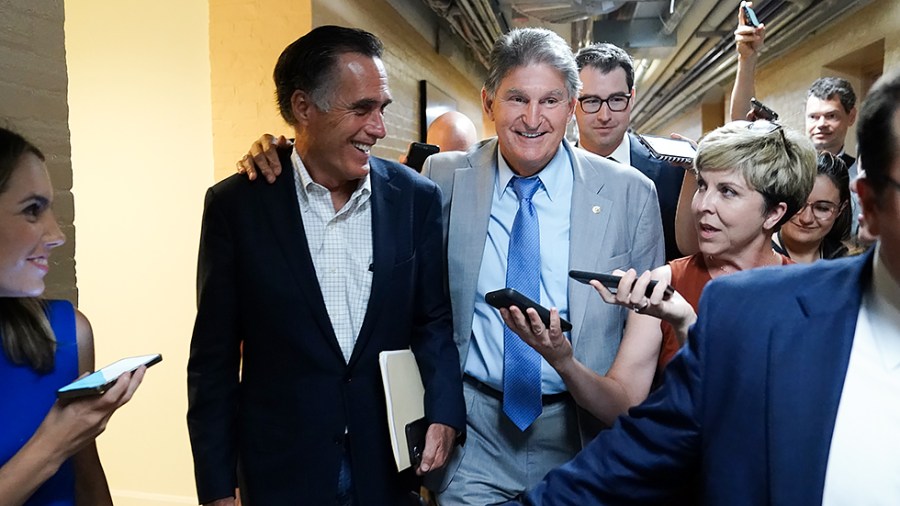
[
  {"left": 405, "top": 417, "right": 428, "bottom": 468},
  {"left": 57, "top": 354, "right": 162, "bottom": 400},
  {"left": 750, "top": 98, "right": 779, "bottom": 121},
  {"left": 485, "top": 288, "right": 573, "bottom": 332},
  {"left": 568, "top": 270, "right": 675, "bottom": 298},
  {"left": 742, "top": 4, "right": 762, "bottom": 28},
  {"left": 404, "top": 142, "right": 440, "bottom": 173}
]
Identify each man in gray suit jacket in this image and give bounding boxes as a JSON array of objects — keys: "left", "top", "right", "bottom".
[{"left": 423, "top": 28, "right": 665, "bottom": 505}]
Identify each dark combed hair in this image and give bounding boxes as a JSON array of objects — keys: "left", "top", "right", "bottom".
[
  {"left": 857, "top": 68, "right": 900, "bottom": 197},
  {"left": 0, "top": 127, "right": 56, "bottom": 372},
  {"left": 575, "top": 43, "right": 635, "bottom": 91},
  {"left": 808, "top": 77, "right": 857, "bottom": 114},
  {"left": 817, "top": 152, "right": 852, "bottom": 250},
  {"left": 273, "top": 25, "right": 384, "bottom": 125}
]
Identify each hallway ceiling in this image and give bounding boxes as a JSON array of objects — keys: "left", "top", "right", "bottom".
[{"left": 421, "top": 0, "right": 874, "bottom": 131}]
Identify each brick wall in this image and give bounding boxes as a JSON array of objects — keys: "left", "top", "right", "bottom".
[
  {"left": 209, "top": 0, "right": 312, "bottom": 182},
  {"left": 0, "top": 0, "right": 76, "bottom": 302}
]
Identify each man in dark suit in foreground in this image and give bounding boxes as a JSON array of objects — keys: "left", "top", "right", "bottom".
[
  {"left": 510, "top": 68, "right": 900, "bottom": 505},
  {"left": 187, "top": 26, "right": 465, "bottom": 506}
]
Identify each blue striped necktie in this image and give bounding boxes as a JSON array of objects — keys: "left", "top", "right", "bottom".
[{"left": 503, "top": 176, "right": 543, "bottom": 431}]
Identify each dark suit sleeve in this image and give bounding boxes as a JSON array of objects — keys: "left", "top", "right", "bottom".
[
  {"left": 511, "top": 287, "right": 706, "bottom": 505},
  {"left": 187, "top": 186, "right": 242, "bottom": 503},
  {"left": 410, "top": 182, "right": 466, "bottom": 434}
]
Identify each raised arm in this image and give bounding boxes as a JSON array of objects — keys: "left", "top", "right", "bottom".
[{"left": 729, "top": 1, "right": 767, "bottom": 121}]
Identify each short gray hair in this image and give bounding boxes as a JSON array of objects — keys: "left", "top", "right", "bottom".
[
  {"left": 483, "top": 28, "right": 581, "bottom": 101},
  {"left": 695, "top": 121, "right": 817, "bottom": 229}
]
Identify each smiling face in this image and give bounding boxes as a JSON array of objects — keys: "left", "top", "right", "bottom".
[
  {"left": 806, "top": 96, "right": 856, "bottom": 155},
  {"left": 294, "top": 53, "right": 391, "bottom": 189},
  {"left": 781, "top": 174, "right": 843, "bottom": 248},
  {"left": 483, "top": 63, "right": 576, "bottom": 176},
  {"left": 0, "top": 153, "right": 65, "bottom": 297},
  {"left": 692, "top": 168, "right": 784, "bottom": 259},
  {"left": 575, "top": 66, "right": 633, "bottom": 157}
]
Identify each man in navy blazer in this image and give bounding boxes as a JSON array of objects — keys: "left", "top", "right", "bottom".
[
  {"left": 511, "top": 68, "right": 900, "bottom": 505},
  {"left": 573, "top": 43, "right": 686, "bottom": 260},
  {"left": 187, "top": 26, "right": 465, "bottom": 506}
]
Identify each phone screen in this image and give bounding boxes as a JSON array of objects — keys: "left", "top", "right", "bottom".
[
  {"left": 742, "top": 4, "right": 761, "bottom": 27},
  {"left": 57, "top": 354, "right": 161, "bottom": 398}
]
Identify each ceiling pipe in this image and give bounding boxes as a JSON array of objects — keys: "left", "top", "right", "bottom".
[{"left": 635, "top": 0, "right": 875, "bottom": 132}]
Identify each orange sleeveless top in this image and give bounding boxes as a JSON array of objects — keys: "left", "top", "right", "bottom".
[{"left": 656, "top": 253, "right": 793, "bottom": 374}]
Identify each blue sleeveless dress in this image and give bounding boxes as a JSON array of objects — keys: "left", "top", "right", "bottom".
[{"left": 0, "top": 300, "right": 79, "bottom": 505}]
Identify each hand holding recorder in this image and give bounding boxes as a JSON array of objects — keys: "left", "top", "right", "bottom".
[{"left": 572, "top": 268, "right": 696, "bottom": 342}]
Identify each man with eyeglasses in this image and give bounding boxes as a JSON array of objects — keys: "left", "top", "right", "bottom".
[
  {"left": 506, "top": 68, "right": 900, "bottom": 506},
  {"left": 574, "top": 43, "right": 687, "bottom": 261}
]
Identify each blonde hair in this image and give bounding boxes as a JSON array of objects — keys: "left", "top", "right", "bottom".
[{"left": 695, "top": 121, "right": 816, "bottom": 228}]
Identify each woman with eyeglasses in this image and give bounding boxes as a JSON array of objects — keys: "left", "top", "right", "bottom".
[
  {"left": 500, "top": 120, "right": 816, "bottom": 425},
  {"left": 772, "top": 152, "right": 851, "bottom": 262},
  {"left": 0, "top": 127, "right": 144, "bottom": 505}
]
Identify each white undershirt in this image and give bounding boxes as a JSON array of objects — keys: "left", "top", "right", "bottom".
[
  {"left": 609, "top": 132, "right": 632, "bottom": 166},
  {"left": 823, "top": 245, "right": 900, "bottom": 505},
  {"left": 291, "top": 149, "right": 373, "bottom": 363}
]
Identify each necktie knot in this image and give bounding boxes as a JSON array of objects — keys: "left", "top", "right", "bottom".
[{"left": 512, "top": 176, "right": 541, "bottom": 202}]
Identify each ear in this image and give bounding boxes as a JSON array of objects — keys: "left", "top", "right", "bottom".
[
  {"left": 764, "top": 201, "right": 788, "bottom": 231},
  {"left": 291, "top": 90, "right": 314, "bottom": 126},
  {"left": 630, "top": 86, "right": 637, "bottom": 104},
  {"left": 848, "top": 106, "right": 858, "bottom": 127},
  {"left": 856, "top": 176, "right": 882, "bottom": 236},
  {"left": 482, "top": 87, "right": 495, "bottom": 121}
]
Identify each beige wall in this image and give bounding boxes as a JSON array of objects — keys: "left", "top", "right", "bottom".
[
  {"left": 209, "top": 0, "right": 312, "bottom": 181},
  {"left": 65, "top": 0, "right": 214, "bottom": 503},
  {"left": 0, "top": 0, "right": 76, "bottom": 302},
  {"left": 655, "top": 0, "right": 900, "bottom": 148}
]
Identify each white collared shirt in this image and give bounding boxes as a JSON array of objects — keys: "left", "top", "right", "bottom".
[
  {"left": 823, "top": 245, "right": 900, "bottom": 505},
  {"left": 609, "top": 131, "right": 632, "bottom": 165},
  {"left": 292, "top": 149, "right": 374, "bottom": 363}
]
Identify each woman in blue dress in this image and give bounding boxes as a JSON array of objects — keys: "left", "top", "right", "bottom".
[{"left": 0, "top": 127, "right": 145, "bottom": 505}]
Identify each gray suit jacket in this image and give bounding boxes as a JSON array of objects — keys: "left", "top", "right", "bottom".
[{"left": 423, "top": 138, "right": 665, "bottom": 438}]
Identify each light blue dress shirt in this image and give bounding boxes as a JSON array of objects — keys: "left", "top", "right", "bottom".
[{"left": 465, "top": 143, "right": 573, "bottom": 394}]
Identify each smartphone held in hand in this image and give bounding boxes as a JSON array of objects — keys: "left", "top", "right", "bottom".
[
  {"left": 569, "top": 270, "right": 675, "bottom": 298},
  {"left": 57, "top": 354, "right": 161, "bottom": 400},
  {"left": 485, "top": 288, "right": 573, "bottom": 332}
]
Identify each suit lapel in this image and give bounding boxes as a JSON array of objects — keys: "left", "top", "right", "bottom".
[
  {"left": 347, "top": 160, "right": 397, "bottom": 368},
  {"left": 567, "top": 143, "right": 613, "bottom": 345},
  {"left": 628, "top": 131, "right": 661, "bottom": 180},
  {"left": 766, "top": 253, "right": 873, "bottom": 505},
  {"left": 447, "top": 141, "right": 495, "bottom": 343},
  {"left": 261, "top": 152, "right": 343, "bottom": 360}
]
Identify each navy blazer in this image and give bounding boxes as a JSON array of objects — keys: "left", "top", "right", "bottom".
[
  {"left": 629, "top": 132, "right": 686, "bottom": 261},
  {"left": 187, "top": 153, "right": 465, "bottom": 505},
  {"left": 514, "top": 251, "right": 873, "bottom": 505}
]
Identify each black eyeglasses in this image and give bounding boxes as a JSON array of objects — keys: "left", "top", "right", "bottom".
[{"left": 578, "top": 93, "right": 632, "bottom": 114}]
